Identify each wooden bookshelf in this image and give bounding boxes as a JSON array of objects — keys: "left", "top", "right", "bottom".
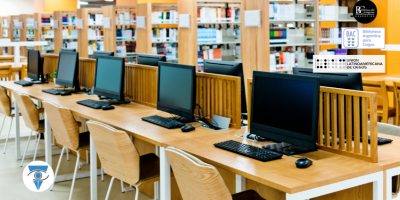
[
  {"left": 8, "top": 15, "right": 22, "bottom": 56},
  {"left": 54, "top": 11, "right": 78, "bottom": 55},
  {"left": 137, "top": 3, "right": 152, "bottom": 54},
  {"left": 0, "top": 16, "right": 12, "bottom": 55},
  {"left": 19, "top": 14, "right": 35, "bottom": 57},
  {"left": 34, "top": 12, "right": 54, "bottom": 54},
  {"left": 77, "top": 8, "right": 103, "bottom": 58}
]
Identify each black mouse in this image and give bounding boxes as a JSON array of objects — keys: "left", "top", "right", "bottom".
[
  {"left": 181, "top": 125, "right": 195, "bottom": 132},
  {"left": 295, "top": 158, "right": 312, "bottom": 168},
  {"left": 102, "top": 105, "right": 114, "bottom": 110}
]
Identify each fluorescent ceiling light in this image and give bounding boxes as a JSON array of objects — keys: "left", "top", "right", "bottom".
[
  {"left": 79, "top": 1, "right": 88, "bottom": 4},
  {"left": 105, "top": 0, "right": 114, "bottom": 1}
]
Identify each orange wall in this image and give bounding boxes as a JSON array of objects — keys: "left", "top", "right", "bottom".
[
  {"left": 44, "top": 0, "right": 78, "bottom": 12},
  {"left": 34, "top": 0, "right": 45, "bottom": 13}
]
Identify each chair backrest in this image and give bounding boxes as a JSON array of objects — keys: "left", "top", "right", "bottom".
[
  {"left": 86, "top": 121, "right": 140, "bottom": 185},
  {"left": 363, "top": 79, "right": 389, "bottom": 109},
  {"left": 42, "top": 101, "right": 80, "bottom": 150},
  {"left": 165, "top": 146, "right": 232, "bottom": 200},
  {"left": 12, "top": 91, "right": 39, "bottom": 131},
  {"left": 0, "top": 86, "right": 11, "bottom": 116},
  {"left": 369, "top": 121, "right": 400, "bottom": 137},
  {"left": 394, "top": 81, "right": 400, "bottom": 126},
  {"left": 0, "top": 65, "right": 11, "bottom": 80}
]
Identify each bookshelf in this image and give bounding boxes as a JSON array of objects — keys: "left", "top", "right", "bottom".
[
  {"left": 77, "top": 8, "right": 104, "bottom": 58},
  {"left": 19, "top": 14, "right": 35, "bottom": 57},
  {"left": 34, "top": 12, "right": 54, "bottom": 54},
  {"left": 9, "top": 15, "right": 22, "bottom": 55},
  {"left": 0, "top": 16, "right": 12, "bottom": 55},
  {"left": 54, "top": 11, "right": 78, "bottom": 55}
]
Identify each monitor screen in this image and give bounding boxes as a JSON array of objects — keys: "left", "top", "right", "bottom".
[
  {"left": 93, "top": 57, "right": 125, "bottom": 101},
  {"left": 137, "top": 54, "right": 166, "bottom": 67},
  {"left": 157, "top": 62, "right": 196, "bottom": 120},
  {"left": 250, "top": 72, "right": 320, "bottom": 150},
  {"left": 28, "top": 50, "right": 39, "bottom": 75},
  {"left": 56, "top": 52, "right": 78, "bottom": 87}
]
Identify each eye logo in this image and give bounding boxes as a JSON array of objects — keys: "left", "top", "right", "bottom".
[{"left": 23, "top": 161, "right": 54, "bottom": 192}]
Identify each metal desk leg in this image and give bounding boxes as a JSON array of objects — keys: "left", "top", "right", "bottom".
[
  {"left": 44, "top": 112, "right": 52, "bottom": 166},
  {"left": 286, "top": 171, "right": 383, "bottom": 200},
  {"left": 14, "top": 103, "right": 21, "bottom": 160},
  {"left": 386, "top": 167, "right": 400, "bottom": 200},
  {"left": 160, "top": 147, "right": 171, "bottom": 200},
  {"left": 90, "top": 135, "right": 97, "bottom": 200},
  {"left": 236, "top": 175, "right": 246, "bottom": 193}
]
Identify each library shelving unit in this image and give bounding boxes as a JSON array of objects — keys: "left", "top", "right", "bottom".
[
  {"left": 77, "top": 8, "right": 104, "bottom": 58},
  {"left": 34, "top": 12, "right": 54, "bottom": 54},
  {"left": 19, "top": 14, "right": 35, "bottom": 56},
  {"left": 9, "top": 15, "right": 22, "bottom": 55},
  {"left": 268, "top": 0, "right": 319, "bottom": 72},
  {"left": 0, "top": 16, "right": 12, "bottom": 55},
  {"left": 54, "top": 11, "right": 78, "bottom": 55}
]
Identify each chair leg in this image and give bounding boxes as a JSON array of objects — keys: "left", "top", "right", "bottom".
[
  {"left": 105, "top": 177, "right": 115, "bottom": 200},
  {"left": 101, "top": 166, "right": 104, "bottom": 182},
  {"left": 121, "top": 181, "right": 124, "bottom": 193},
  {"left": 134, "top": 186, "right": 139, "bottom": 200},
  {"left": 0, "top": 115, "right": 6, "bottom": 139},
  {"left": 50, "top": 146, "right": 65, "bottom": 191},
  {"left": 3, "top": 117, "right": 13, "bottom": 154},
  {"left": 66, "top": 148, "right": 69, "bottom": 161},
  {"left": 33, "top": 133, "right": 40, "bottom": 161},
  {"left": 20, "top": 130, "right": 33, "bottom": 167},
  {"left": 69, "top": 151, "right": 80, "bottom": 200}
]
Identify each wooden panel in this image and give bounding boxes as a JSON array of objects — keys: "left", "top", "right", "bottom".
[
  {"left": 136, "top": 3, "right": 152, "bottom": 54},
  {"left": 103, "top": 6, "right": 117, "bottom": 55},
  {"left": 178, "top": 0, "right": 198, "bottom": 68},
  {"left": 247, "top": 79, "right": 379, "bottom": 163},
  {"left": 126, "top": 64, "right": 158, "bottom": 107},
  {"left": 42, "top": 54, "right": 59, "bottom": 79},
  {"left": 78, "top": 58, "right": 97, "bottom": 89}
]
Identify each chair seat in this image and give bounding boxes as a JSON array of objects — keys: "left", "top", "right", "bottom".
[
  {"left": 134, "top": 153, "right": 160, "bottom": 186},
  {"left": 232, "top": 190, "right": 265, "bottom": 200},
  {"left": 76, "top": 131, "right": 91, "bottom": 151}
]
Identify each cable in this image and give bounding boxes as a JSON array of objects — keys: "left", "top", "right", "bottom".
[{"left": 196, "top": 104, "right": 220, "bottom": 130}]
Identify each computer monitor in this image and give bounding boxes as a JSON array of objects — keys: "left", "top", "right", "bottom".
[
  {"left": 203, "top": 60, "right": 247, "bottom": 115},
  {"left": 157, "top": 62, "right": 196, "bottom": 121},
  {"left": 137, "top": 54, "right": 166, "bottom": 67},
  {"left": 250, "top": 71, "right": 320, "bottom": 153},
  {"left": 60, "top": 48, "right": 76, "bottom": 52},
  {"left": 56, "top": 51, "right": 80, "bottom": 90},
  {"left": 93, "top": 57, "right": 126, "bottom": 103},
  {"left": 293, "top": 67, "right": 363, "bottom": 91},
  {"left": 27, "top": 49, "right": 44, "bottom": 82},
  {"left": 93, "top": 51, "right": 114, "bottom": 59}
]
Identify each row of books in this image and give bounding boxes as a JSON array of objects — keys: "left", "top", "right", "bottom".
[
  {"left": 270, "top": 27, "right": 315, "bottom": 44},
  {"left": 88, "top": 41, "right": 105, "bottom": 55},
  {"left": 2, "top": 20, "right": 8, "bottom": 28},
  {"left": 26, "top": 30, "right": 34, "bottom": 39},
  {"left": 197, "top": 7, "right": 240, "bottom": 22},
  {"left": 152, "top": 28, "right": 178, "bottom": 42},
  {"left": 42, "top": 17, "right": 54, "bottom": 26},
  {"left": 269, "top": 3, "right": 311, "bottom": 20},
  {"left": 269, "top": 51, "right": 304, "bottom": 71},
  {"left": 42, "top": 39, "right": 54, "bottom": 52},
  {"left": 319, "top": 5, "right": 348, "bottom": 20},
  {"left": 62, "top": 42, "right": 78, "bottom": 50},
  {"left": 62, "top": 16, "right": 76, "bottom": 26},
  {"left": 62, "top": 29, "right": 78, "bottom": 39},
  {"left": 270, "top": 28, "right": 287, "bottom": 44},
  {"left": 26, "top": 19, "right": 34, "bottom": 27},
  {"left": 88, "top": 28, "right": 103, "bottom": 40},
  {"left": 151, "top": 11, "right": 178, "bottom": 24},
  {"left": 151, "top": 43, "right": 178, "bottom": 60},
  {"left": 116, "top": 12, "right": 136, "bottom": 25},
  {"left": 198, "top": 44, "right": 241, "bottom": 63},
  {"left": 13, "top": 30, "right": 20, "bottom": 38},
  {"left": 117, "top": 29, "right": 136, "bottom": 41},
  {"left": 88, "top": 14, "right": 103, "bottom": 25},
  {"left": 2, "top": 30, "right": 7, "bottom": 37},
  {"left": 116, "top": 44, "right": 136, "bottom": 57},
  {"left": 320, "top": 49, "right": 348, "bottom": 55},
  {"left": 197, "top": 28, "right": 240, "bottom": 44},
  {"left": 42, "top": 30, "right": 54, "bottom": 39},
  {"left": 319, "top": 28, "right": 341, "bottom": 44}
]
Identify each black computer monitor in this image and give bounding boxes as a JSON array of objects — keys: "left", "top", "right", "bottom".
[
  {"left": 250, "top": 71, "right": 320, "bottom": 153},
  {"left": 56, "top": 51, "right": 80, "bottom": 90},
  {"left": 93, "top": 57, "right": 126, "bottom": 103},
  {"left": 203, "top": 60, "right": 247, "bottom": 115},
  {"left": 137, "top": 54, "right": 166, "bottom": 67},
  {"left": 93, "top": 51, "right": 114, "bottom": 59},
  {"left": 60, "top": 48, "right": 76, "bottom": 52},
  {"left": 293, "top": 67, "right": 363, "bottom": 91},
  {"left": 27, "top": 49, "right": 44, "bottom": 82},
  {"left": 157, "top": 62, "right": 196, "bottom": 121}
]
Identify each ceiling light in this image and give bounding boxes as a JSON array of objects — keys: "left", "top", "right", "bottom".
[
  {"left": 105, "top": 0, "right": 114, "bottom": 1},
  {"left": 79, "top": 1, "right": 89, "bottom": 4}
]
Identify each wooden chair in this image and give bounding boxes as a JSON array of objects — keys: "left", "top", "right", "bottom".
[
  {"left": 166, "top": 146, "right": 265, "bottom": 200},
  {"left": 0, "top": 65, "right": 11, "bottom": 81},
  {"left": 0, "top": 86, "right": 20, "bottom": 154},
  {"left": 86, "top": 121, "right": 161, "bottom": 200},
  {"left": 12, "top": 91, "right": 44, "bottom": 166},
  {"left": 394, "top": 81, "right": 400, "bottom": 126},
  {"left": 363, "top": 79, "right": 396, "bottom": 123}
]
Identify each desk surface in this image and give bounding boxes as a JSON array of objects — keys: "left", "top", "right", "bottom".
[{"left": 364, "top": 74, "right": 400, "bottom": 89}]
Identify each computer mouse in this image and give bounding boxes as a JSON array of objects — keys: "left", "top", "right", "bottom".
[
  {"left": 102, "top": 105, "right": 115, "bottom": 110},
  {"left": 181, "top": 125, "right": 195, "bottom": 132},
  {"left": 295, "top": 158, "right": 312, "bottom": 168}
]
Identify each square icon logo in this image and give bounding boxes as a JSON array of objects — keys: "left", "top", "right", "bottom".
[{"left": 342, "top": 28, "right": 359, "bottom": 49}]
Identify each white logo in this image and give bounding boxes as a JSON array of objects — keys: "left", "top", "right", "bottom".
[
  {"left": 356, "top": 6, "right": 365, "bottom": 14},
  {"left": 22, "top": 161, "right": 54, "bottom": 192}
]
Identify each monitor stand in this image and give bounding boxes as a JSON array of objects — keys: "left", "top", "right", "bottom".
[
  {"left": 263, "top": 142, "right": 314, "bottom": 155},
  {"left": 167, "top": 116, "right": 194, "bottom": 123},
  {"left": 31, "top": 74, "right": 49, "bottom": 84},
  {"left": 98, "top": 96, "right": 130, "bottom": 105}
]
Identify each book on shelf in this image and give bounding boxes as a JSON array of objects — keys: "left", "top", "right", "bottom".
[
  {"left": 270, "top": 51, "right": 298, "bottom": 71},
  {"left": 322, "top": 48, "right": 347, "bottom": 55},
  {"left": 2, "top": 19, "right": 8, "bottom": 28},
  {"left": 62, "top": 16, "right": 76, "bottom": 26},
  {"left": 88, "top": 41, "right": 104, "bottom": 55},
  {"left": 197, "top": 6, "right": 240, "bottom": 23},
  {"left": 88, "top": 28, "right": 103, "bottom": 40},
  {"left": 116, "top": 28, "right": 136, "bottom": 40},
  {"left": 3, "top": 29, "right": 8, "bottom": 37},
  {"left": 152, "top": 28, "right": 178, "bottom": 42},
  {"left": 42, "top": 29, "right": 54, "bottom": 39},
  {"left": 88, "top": 14, "right": 103, "bottom": 25},
  {"left": 151, "top": 43, "right": 178, "bottom": 60},
  {"left": 151, "top": 10, "right": 178, "bottom": 24},
  {"left": 198, "top": 44, "right": 240, "bottom": 64},
  {"left": 319, "top": 5, "right": 348, "bottom": 20},
  {"left": 26, "top": 18, "right": 34, "bottom": 27},
  {"left": 270, "top": 28, "right": 287, "bottom": 44},
  {"left": 319, "top": 28, "right": 341, "bottom": 43},
  {"left": 197, "top": 28, "right": 239, "bottom": 44},
  {"left": 26, "top": 29, "right": 34, "bottom": 39},
  {"left": 63, "top": 41, "right": 78, "bottom": 50},
  {"left": 116, "top": 12, "right": 136, "bottom": 25},
  {"left": 42, "top": 17, "right": 54, "bottom": 26},
  {"left": 62, "top": 28, "right": 78, "bottom": 39},
  {"left": 269, "top": 3, "right": 311, "bottom": 20}
]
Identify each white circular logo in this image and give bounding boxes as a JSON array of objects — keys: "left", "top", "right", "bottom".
[{"left": 22, "top": 161, "right": 54, "bottom": 192}]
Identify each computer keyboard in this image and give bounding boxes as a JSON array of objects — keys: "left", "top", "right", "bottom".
[
  {"left": 42, "top": 89, "right": 71, "bottom": 95},
  {"left": 77, "top": 99, "right": 114, "bottom": 109},
  {"left": 354, "top": 135, "right": 393, "bottom": 145},
  {"left": 14, "top": 80, "right": 33, "bottom": 87},
  {"left": 142, "top": 115, "right": 185, "bottom": 129},
  {"left": 214, "top": 140, "right": 283, "bottom": 162}
]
